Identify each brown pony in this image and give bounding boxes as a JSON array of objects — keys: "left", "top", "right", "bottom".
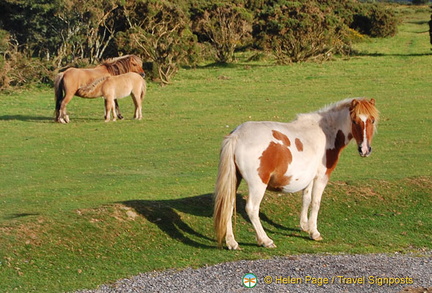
[
  {"left": 75, "top": 72, "right": 147, "bottom": 122},
  {"left": 54, "top": 55, "right": 145, "bottom": 123}
]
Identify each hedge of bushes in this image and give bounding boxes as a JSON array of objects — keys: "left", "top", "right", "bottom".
[{"left": 0, "top": 0, "right": 400, "bottom": 88}]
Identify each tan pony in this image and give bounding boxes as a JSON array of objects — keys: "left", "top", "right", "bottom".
[
  {"left": 54, "top": 55, "right": 145, "bottom": 123},
  {"left": 75, "top": 72, "right": 147, "bottom": 122}
]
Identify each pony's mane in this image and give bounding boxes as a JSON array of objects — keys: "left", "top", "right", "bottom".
[
  {"left": 295, "top": 98, "right": 352, "bottom": 121},
  {"left": 349, "top": 98, "right": 380, "bottom": 123},
  {"left": 81, "top": 76, "right": 108, "bottom": 91},
  {"left": 102, "top": 55, "right": 142, "bottom": 75},
  {"left": 317, "top": 98, "right": 353, "bottom": 114},
  {"left": 317, "top": 98, "right": 379, "bottom": 121},
  {"left": 76, "top": 76, "right": 109, "bottom": 97},
  {"left": 296, "top": 98, "right": 379, "bottom": 131}
]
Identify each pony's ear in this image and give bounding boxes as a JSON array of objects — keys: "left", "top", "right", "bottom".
[
  {"left": 369, "top": 98, "right": 376, "bottom": 105},
  {"left": 350, "top": 99, "right": 359, "bottom": 110}
]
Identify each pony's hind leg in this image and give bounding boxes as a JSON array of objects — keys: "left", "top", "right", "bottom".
[
  {"left": 58, "top": 93, "right": 74, "bottom": 123},
  {"left": 104, "top": 99, "right": 110, "bottom": 122},
  {"left": 225, "top": 201, "right": 240, "bottom": 250},
  {"left": 112, "top": 100, "right": 117, "bottom": 122},
  {"left": 104, "top": 98, "right": 116, "bottom": 122},
  {"left": 114, "top": 100, "right": 124, "bottom": 120},
  {"left": 131, "top": 92, "right": 142, "bottom": 120},
  {"left": 134, "top": 104, "right": 142, "bottom": 120},
  {"left": 246, "top": 183, "right": 276, "bottom": 248}
]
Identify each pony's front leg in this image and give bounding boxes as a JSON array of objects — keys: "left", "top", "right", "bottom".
[
  {"left": 246, "top": 184, "right": 276, "bottom": 248},
  {"left": 307, "top": 177, "right": 328, "bottom": 241},
  {"left": 57, "top": 113, "right": 70, "bottom": 124},
  {"left": 300, "top": 181, "right": 313, "bottom": 233}
]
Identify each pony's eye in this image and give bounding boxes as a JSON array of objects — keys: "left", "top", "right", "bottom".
[
  {"left": 371, "top": 119, "right": 375, "bottom": 124},
  {"left": 352, "top": 120, "right": 357, "bottom": 125}
]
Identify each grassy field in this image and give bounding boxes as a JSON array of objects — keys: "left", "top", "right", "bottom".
[{"left": 0, "top": 6, "right": 431, "bottom": 292}]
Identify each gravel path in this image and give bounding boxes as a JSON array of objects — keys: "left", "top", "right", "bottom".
[{"left": 76, "top": 252, "right": 431, "bottom": 293}]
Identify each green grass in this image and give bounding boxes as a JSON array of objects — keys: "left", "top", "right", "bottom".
[{"left": 0, "top": 7, "right": 431, "bottom": 292}]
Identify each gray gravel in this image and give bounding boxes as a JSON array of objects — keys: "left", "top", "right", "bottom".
[{"left": 76, "top": 252, "right": 432, "bottom": 293}]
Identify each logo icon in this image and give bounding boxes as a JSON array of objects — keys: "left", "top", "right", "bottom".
[{"left": 242, "top": 273, "right": 257, "bottom": 288}]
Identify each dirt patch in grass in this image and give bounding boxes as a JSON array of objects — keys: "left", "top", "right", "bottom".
[{"left": 0, "top": 216, "right": 50, "bottom": 247}]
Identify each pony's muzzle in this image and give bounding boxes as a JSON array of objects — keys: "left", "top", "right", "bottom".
[{"left": 358, "top": 145, "right": 372, "bottom": 157}]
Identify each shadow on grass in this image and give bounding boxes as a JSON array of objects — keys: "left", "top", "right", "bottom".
[
  {"left": 235, "top": 195, "right": 307, "bottom": 239},
  {"left": 182, "top": 60, "right": 272, "bottom": 70},
  {"left": 121, "top": 194, "right": 215, "bottom": 249},
  {"left": 120, "top": 193, "right": 308, "bottom": 249},
  {"left": 352, "top": 52, "right": 432, "bottom": 57},
  {"left": 3, "top": 213, "right": 40, "bottom": 219},
  {"left": 0, "top": 114, "right": 118, "bottom": 123},
  {"left": 0, "top": 115, "right": 53, "bottom": 122}
]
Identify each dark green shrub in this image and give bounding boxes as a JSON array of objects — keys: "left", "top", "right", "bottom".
[
  {"left": 254, "top": 1, "right": 351, "bottom": 64},
  {"left": 1, "top": 52, "right": 52, "bottom": 89},
  {"left": 191, "top": 2, "right": 253, "bottom": 63},
  {"left": 412, "top": 0, "right": 430, "bottom": 5},
  {"left": 368, "top": 5, "right": 399, "bottom": 38},
  {"left": 0, "top": 31, "right": 52, "bottom": 90},
  {"left": 351, "top": 4, "right": 399, "bottom": 38},
  {"left": 117, "top": 1, "right": 198, "bottom": 84}
]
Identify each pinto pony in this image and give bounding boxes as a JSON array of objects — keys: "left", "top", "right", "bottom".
[
  {"left": 54, "top": 55, "right": 145, "bottom": 123},
  {"left": 75, "top": 72, "right": 146, "bottom": 122},
  {"left": 214, "top": 98, "right": 379, "bottom": 250}
]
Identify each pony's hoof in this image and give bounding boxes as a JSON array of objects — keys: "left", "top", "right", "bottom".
[
  {"left": 264, "top": 242, "right": 277, "bottom": 248},
  {"left": 227, "top": 241, "right": 240, "bottom": 250},
  {"left": 117, "top": 114, "right": 124, "bottom": 120},
  {"left": 311, "top": 232, "right": 323, "bottom": 241},
  {"left": 258, "top": 238, "right": 276, "bottom": 248},
  {"left": 228, "top": 245, "right": 242, "bottom": 251}
]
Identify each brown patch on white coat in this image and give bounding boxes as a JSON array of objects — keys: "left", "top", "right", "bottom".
[
  {"left": 258, "top": 130, "right": 293, "bottom": 191},
  {"left": 258, "top": 131, "right": 306, "bottom": 191}
]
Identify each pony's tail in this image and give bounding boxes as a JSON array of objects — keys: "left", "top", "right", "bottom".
[
  {"left": 214, "top": 134, "right": 238, "bottom": 248},
  {"left": 75, "top": 77, "right": 107, "bottom": 98},
  {"left": 54, "top": 73, "right": 65, "bottom": 117}
]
